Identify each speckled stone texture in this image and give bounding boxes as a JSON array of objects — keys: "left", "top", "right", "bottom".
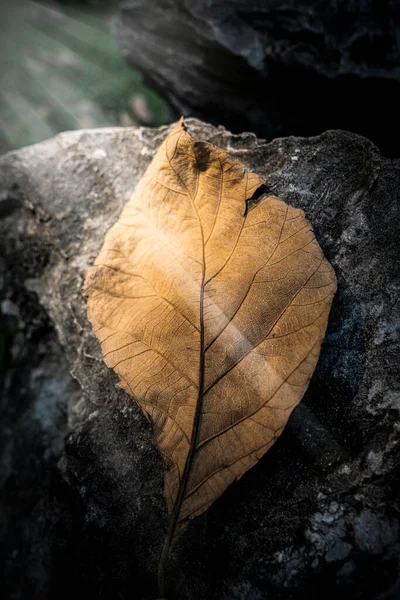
[
  {"left": 0, "top": 119, "right": 399, "bottom": 600},
  {"left": 114, "top": 0, "right": 400, "bottom": 157}
]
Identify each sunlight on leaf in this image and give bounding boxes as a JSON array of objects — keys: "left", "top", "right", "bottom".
[{"left": 83, "top": 119, "right": 337, "bottom": 595}]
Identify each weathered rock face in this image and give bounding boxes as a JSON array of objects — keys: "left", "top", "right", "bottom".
[
  {"left": 114, "top": 0, "right": 400, "bottom": 157},
  {"left": 0, "top": 119, "right": 399, "bottom": 600}
]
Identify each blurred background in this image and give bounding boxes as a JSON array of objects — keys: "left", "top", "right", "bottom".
[
  {"left": 0, "top": 0, "right": 399, "bottom": 157},
  {"left": 0, "top": 0, "right": 173, "bottom": 155}
]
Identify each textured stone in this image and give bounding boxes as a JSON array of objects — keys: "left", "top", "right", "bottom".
[
  {"left": 0, "top": 119, "right": 399, "bottom": 599},
  {"left": 114, "top": 0, "right": 400, "bottom": 157}
]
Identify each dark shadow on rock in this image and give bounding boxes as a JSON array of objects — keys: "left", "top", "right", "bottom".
[
  {"left": 305, "top": 274, "right": 367, "bottom": 458},
  {"left": 51, "top": 403, "right": 165, "bottom": 600},
  {"left": 0, "top": 223, "right": 79, "bottom": 600}
]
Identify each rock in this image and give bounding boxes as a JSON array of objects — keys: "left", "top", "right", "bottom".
[
  {"left": 114, "top": 0, "right": 400, "bottom": 157},
  {"left": 0, "top": 119, "right": 399, "bottom": 599}
]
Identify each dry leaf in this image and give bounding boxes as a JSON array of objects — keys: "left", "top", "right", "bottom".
[{"left": 83, "top": 118, "right": 336, "bottom": 592}]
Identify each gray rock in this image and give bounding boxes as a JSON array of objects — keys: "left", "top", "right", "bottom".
[
  {"left": 114, "top": 0, "right": 400, "bottom": 157},
  {"left": 0, "top": 119, "right": 399, "bottom": 599}
]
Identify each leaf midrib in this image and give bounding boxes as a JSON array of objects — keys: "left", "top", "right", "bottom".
[{"left": 158, "top": 132, "right": 207, "bottom": 571}]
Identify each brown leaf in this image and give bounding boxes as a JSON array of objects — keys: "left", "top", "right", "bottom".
[{"left": 83, "top": 118, "right": 336, "bottom": 591}]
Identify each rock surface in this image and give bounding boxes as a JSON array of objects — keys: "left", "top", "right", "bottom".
[
  {"left": 0, "top": 119, "right": 399, "bottom": 600},
  {"left": 114, "top": 0, "right": 400, "bottom": 157}
]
